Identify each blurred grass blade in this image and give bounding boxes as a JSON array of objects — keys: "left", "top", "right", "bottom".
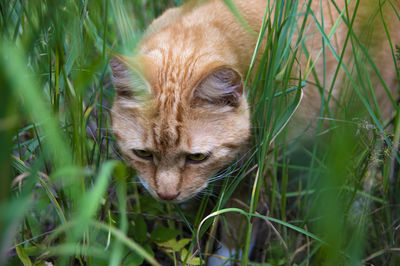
[
  {"left": 0, "top": 197, "right": 32, "bottom": 261},
  {"left": 74, "top": 160, "right": 118, "bottom": 235},
  {"left": 92, "top": 221, "right": 160, "bottom": 266},
  {"left": 0, "top": 40, "right": 72, "bottom": 169},
  {"left": 223, "top": 0, "right": 256, "bottom": 36}
]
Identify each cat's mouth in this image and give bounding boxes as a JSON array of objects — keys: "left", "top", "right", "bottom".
[
  {"left": 137, "top": 175, "right": 198, "bottom": 203},
  {"left": 156, "top": 191, "right": 181, "bottom": 201},
  {"left": 154, "top": 190, "right": 200, "bottom": 203}
]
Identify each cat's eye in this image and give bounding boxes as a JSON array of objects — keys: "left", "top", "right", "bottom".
[
  {"left": 187, "top": 153, "right": 209, "bottom": 163},
  {"left": 133, "top": 149, "right": 153, "bottom": 160}
]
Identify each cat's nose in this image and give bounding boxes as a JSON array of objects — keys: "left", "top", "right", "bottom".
[{"left": 157, "top": 192, "right": 180, "bottom": 201}]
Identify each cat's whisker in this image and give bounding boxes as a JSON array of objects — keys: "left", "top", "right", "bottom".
[
  {"left": 112, "top": 147, "right": 126, "bottom": 161},
  {"left": 208, "top": 178, "right": 225, "bottom": 183},
  {"left": 207, "top": 184, "right": 224, "bottom": 189},
  {"left": 234, "top": 146, "right": 257, "bottom": 165},
  {"left": 200, "top": 194, "right": 218, "bottom": 199},
  {"left": 220, "top": 164, "right": 243, "bottom": 175},
  {"left": 99, "top": 104, "right": 112, "bottom": 111},
  {"left": 209, "top": 167, "right": 241, "bottom": 181},
  {"left": 208, "top": 177, "right": 222, "bottom": 182},
  {"left": 209, "top": 177, "right": 231, "bottom": 183},
  {"left": 208, "top": 173, "right": 233, "bottom": 182},
  {"left": 215, "top": 169, "right": 237, "bottom": 178},
  {"left": 209, "top": 172, "right": 229, "bottom": 181},
  {"left": 102, "top": 105, "right": 141, "bottom": 131},
  {"left": 213, "top": 169, "right": 230, "bottom": 177},
  {"left": 197, "top": 190, "right": 218, "bottom": 198}
]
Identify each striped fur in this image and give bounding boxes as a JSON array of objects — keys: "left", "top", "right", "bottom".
[{"left": 111, "top": 0, "right": 399, "bottom": 202}]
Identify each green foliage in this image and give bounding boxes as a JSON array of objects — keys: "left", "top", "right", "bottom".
[
  {"left": 150, "top": 227, "right": 181, "bottom": 242},
  {"left": 1, "top": 0, "right": 399, "bottom": 265}
]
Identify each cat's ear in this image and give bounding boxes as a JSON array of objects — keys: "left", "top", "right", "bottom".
[
  {"left": 110, "top": 55, "right": 150, "bottom": 102},
  {"left": 193, "top": 67, "right": 243, "bottom": 107}
]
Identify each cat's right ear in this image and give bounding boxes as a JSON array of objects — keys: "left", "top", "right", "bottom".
[{"left": 110, "top": 55, "right": 149, "bottom": 102}]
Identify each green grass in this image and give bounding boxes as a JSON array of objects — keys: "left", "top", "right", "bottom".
[{"left": 1, "top": 0, "right": 400, "bottom": 265}]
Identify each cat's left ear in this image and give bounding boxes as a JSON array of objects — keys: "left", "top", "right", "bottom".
[
  {"left": 110, "top": 55, "right": 149, "bottom": 102},
  {"left": 193, "top": 67, "right": 243, "bottom": 107}
]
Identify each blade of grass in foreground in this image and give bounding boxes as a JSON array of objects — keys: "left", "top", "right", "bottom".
[
  {"left": 0, "top": 40, "right": 73, "bottom": 171},
  {"left": 0, "top": 39, "right": 75, "bottom": 262}
]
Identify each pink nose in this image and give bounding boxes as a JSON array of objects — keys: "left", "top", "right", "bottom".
[{"left": 157, "top": 192, "right": 180, "bottom": 201}]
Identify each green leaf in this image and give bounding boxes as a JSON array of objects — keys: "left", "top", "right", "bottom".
[
  {"left": 131, "top": 215, "right": 148, "bottom": 243},
  {"left": 150, "top": 226, "right": 180, "bottom": 242},
  {"left": 33, "top": 260, "right": 47, "bottom": 266},
  {"left": 124, "top": 250, "right": 144, "bottom": 266},
  {"left": 15, "top": 244, "right": 33, "bottom": 266},
  {"left": 180, "top": 248, "right": 200, "bottom": 265},
  {"left": 125, "top": 243, "right": 153, "bottom": 266},
  {"left": 174, "top": 238, "right": 191, "bottom": 251},
  {"left": 140, "top": 195, "right": 164, "bottom": 215},
  {"left": 156, "top": 238, "right": 190, "bottom": 252}
]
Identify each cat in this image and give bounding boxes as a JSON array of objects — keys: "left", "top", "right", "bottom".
[
  {"left": 110, "top": 0, "right": 399, "bottom": 263},
  {"left": 110, "top": 0, "right": 399, "bottom": 202},
  {"left": 110, "top": 0, "right": 267, "bottom": 202}
]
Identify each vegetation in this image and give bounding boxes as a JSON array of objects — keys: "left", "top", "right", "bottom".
[{"left": 1, "top": 0, "right": 399, "bottom": 265}]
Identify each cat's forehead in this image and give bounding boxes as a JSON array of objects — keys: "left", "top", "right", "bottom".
[
  {"left": 136, "top": 115, "right": 203, "bottom": 155},
  {"left": 139, "top": 45, "right": 228, "bottom": 93},
  {"left": 134, "top": 106, "right": 219, "bottom": 154},
  {"left": 150, "top": 112, "right": 185, "bottom": 153}
]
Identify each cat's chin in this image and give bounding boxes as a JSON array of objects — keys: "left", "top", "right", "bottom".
[
  {"left": 156, "top": 186, "right": 208, "bottom": 203},
  {"left": 151, "top": 191, "right": 200, "bottom": 203}
]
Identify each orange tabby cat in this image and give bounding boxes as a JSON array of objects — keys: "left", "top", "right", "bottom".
[
  {"left": 111, "top": 0, "right": 266, "bottom": 201},
  {"left": 110, "top": 0, "right": 399, "bottom": 204}
]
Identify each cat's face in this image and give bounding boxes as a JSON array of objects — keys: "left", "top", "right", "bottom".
[{"left": 110, "top": 55, "right": 250, "bottom": 202}]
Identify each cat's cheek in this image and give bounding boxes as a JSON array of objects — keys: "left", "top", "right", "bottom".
[
  {"left": 220, "top": 143, "right": 246, "bottom": 157},
  {"left": 211, "top": 148, "right": 241, "bottom": 169},
  {"left": 174, "top": 167, "right": 209, "bottom": 200},
  {"left": 178, "top": 180, "right": 209, "bottom": 201},
  {"left": 131, "top": 161, "right": 158, "bottom": 195}
]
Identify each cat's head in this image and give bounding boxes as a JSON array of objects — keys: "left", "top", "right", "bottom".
[{"left": 110, "top": 54, "right": 250, "bottom": 202}]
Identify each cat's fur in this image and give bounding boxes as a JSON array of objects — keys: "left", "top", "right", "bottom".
[
  {"left": 110, "top": 0, "right": 399, "bottom": 202},
  {"left": 111, "top": 0, "right": 266, "bottom": 202}
]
